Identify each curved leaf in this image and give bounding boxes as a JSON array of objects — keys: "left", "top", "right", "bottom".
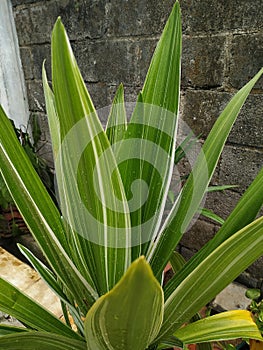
[
  {"left": 84, "top": 257, "right": 164, "bottom": 350},
  {"left": 174, "top": 310, "right": 263, "bottom": 343},
  {"left": 51, "top": 18, "right": 131, "bottom": 295},
  {"left": 0, "top": 325, "right": 28, "bottom": 337},
  {"left": 155, "top": 216, "right": 263, "bottom": 342},
  {"left": 164, "top": 165, "right": 263, "bottom": 300},
  {"left": 0, "top": 107, "right": 97, "bottom": 312},
  {"left": 0, "top": 277, "right": 80, "bottom": 339},
  {"left": 149, "top": 67, "right": 263, "bottom": 278},
  {"left": 116, "top": 1, "right": 182, "bottom": 258},
  {"left": 106, "top": 83, "right": 127, "bottom": 145},
  {"left": 0, "top": 332, "right": 86, "bottom": 350}
]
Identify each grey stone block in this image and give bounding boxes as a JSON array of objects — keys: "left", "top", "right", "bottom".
[
  {"left": 182, "top": 90, "right": 263, "bottom": 149},
  {"left": 26, "top": 80, "right": 45, "bottom": 112},
  {"left": 229, "top": 34, "right": 263, "bottom": 90},
  {"left": 31, "top": 112, "right": 51, "bottom": 144},
  {"left": 228, "top": 94, "right": 263, "bottom": 148},
  {"left": 247, "top": 256, "right": 263, "bottom": 280},
  {"left": 204, "top": 189, "right": 241, "bottom": 221},
  {"left": 13, "top": 1, "right": 57, "bottom": 45},
  {"left": 86, "top": 82, "right": 109, "bottom": 111},
  {"left": 237, "top": 271, "right": 262, "bottom": 290},
  {"left": 134, "top": 38, "right": 158, "bottom": 86},
  {"left": 181, "top": 0, "right": 263, "bottom": 34},
  {"left": 181, "top": 90, "right": 231, "bottom": 138},
  {"left": 57, "top": 0, "right": 108, "bottom": 40},
  {"left": 180, "top": 219, "right": 216, "bottom": 251},
  {"left": 31, "top": 44, "right": 51, "bottom": 80},
  {"left": 107, "top": 0, "right": 174, "bottom": 37},
  {"left": 182, "top": 35, "right": 226, "bottom": 88},
  {"left": 181, "top": 0, "right": 225, "bottom": 34},
  {"left": 180, "top": 245, "right": 196, "bottom": 261},
  {"left": 13, "top": 6, "right": 32, "bottom": 45},
  {"left": 19, "top": 47, "right": 34, "bottom": 80},
  {"left": 222, "top": 0, "right": 263, "bottom": 32},
  {"left": 11, "top": 0, "right": 41, "bottom": 5},
  {"left": 73, "top": 39, "right": 139, "bottom": 85},
  {"left": 219, "top": 146, "right": 263, "bottom": 193}
]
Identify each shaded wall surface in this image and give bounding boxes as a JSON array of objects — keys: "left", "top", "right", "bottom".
[{"left": 11, "top": 0, "right": 263, "bottom": 289}]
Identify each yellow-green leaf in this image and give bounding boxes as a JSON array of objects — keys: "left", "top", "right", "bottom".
[
  {"left": 84, "top": 256, "right": 164, "bottom": 350},
  {"left": 174, "top": 310, "right": 263, "bottom": 343}
]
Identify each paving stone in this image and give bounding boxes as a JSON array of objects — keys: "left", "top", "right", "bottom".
[
  {"left": 0, "top": 311, "right": 22, "bottom": 327},
  {"left": 0, "top": 247, "right": 62, "bottom": 317},
  {"left": 212, "top": 282, "right": 251, "bottom": 312}
]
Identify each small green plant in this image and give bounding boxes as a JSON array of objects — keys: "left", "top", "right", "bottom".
[
  {"left": 0, "top": 2, "right": 263, "bottom": 349},
  {"left": 246, "top": 289, "right": 263, "bottom": 336}
]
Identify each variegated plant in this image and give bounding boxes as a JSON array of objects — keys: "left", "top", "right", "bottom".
[{"left": 0, "top": 2, "right": 263, "bottom": 349}]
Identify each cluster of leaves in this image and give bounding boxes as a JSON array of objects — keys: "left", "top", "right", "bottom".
[
  {"left": 0, "top": 1, "right": 262, "bottom": 349},
  {"left": 246, "top": 289, "right": 263, "bottom": 336},
  {"left": 0, "top": 118, "right": 54, "bottom": 210}
]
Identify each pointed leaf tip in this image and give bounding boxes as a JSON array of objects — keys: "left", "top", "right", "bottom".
[{"left": 84, "top": 257, "right": 164, "bottom": 350}]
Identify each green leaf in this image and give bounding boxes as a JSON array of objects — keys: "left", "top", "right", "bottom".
[
  {"left": 174, "top": 310, "right": 263, "bottom": 343},
  {"left": 169, "top": 251, "right": 186, "bottom": 274},
  {"left": 246, "top": 289, "right": 261, "bottom": 301},
  {"left": 158, "top": 335, "right": 184, "bottom": 349},
  {"left": 164, "top": 164, "right": 263, "bottom": 303},
  {"left": 116, "top": 1, "right": 181, "bottom": 257},
  {"left": 84, "top": 257, "right": 164, "bottom": 350},
  {"left": 155, "top": 216, "right": 263, "bottom": 342},
  {"left": 0, "top": 106, "right": 97, "bottom": 313},
  {"left": 199, "top": 208, "right": 224, "bottom": 225},
  {"left": 42, "top": 63, "right": 60, "bottom": 159},
  {"left": 0, "top": 325, "right": 28, "bottom": 337},
  {"left": 17, "top": 244, "right": 72, "bottom": 306},
  {"left": 106, "top": 83, "right": 127, "bottom": 146},
  {"left": 207, "top": 185, "right": 238, "bottom": 192},
  {"left": 141, "top": 1, "right": 181, "bottom": 113},
  {"left": 18, "top": 244, "right": 85, "bottom": 335},
  {"left": 0, "top": 332, "right": 86, "bottom": 350},
  {"left": 0, "top": 277, "right": 80, "bottom": 339},
  {"left": 51, "top": 17, "right": 131, "bottom": 295},
  {"left": 174, "top": 131, "right": 199, "bottom": 165},
  {"left": 149, "top": 67, "right": 263, "bottom": 278}
]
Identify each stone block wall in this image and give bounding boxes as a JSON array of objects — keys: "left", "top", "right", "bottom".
[{"left": 11, "top": 0, "right": 263, "bottom": 288}]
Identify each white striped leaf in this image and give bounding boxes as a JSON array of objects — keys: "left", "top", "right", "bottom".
[
  {"left": 49, "top": 18, "right": 131, "bottom": 295},
  {"left": 174, "top": 310, "right": 263, "bottom": 343}
]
